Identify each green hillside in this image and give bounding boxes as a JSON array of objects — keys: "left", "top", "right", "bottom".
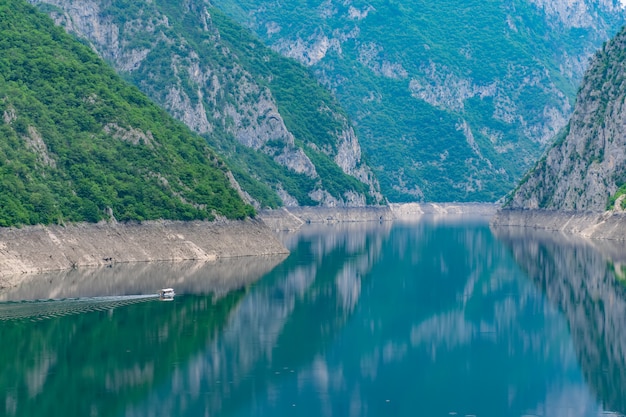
[
  {"left": 0, "top": 0, "right": 254, "bottom": 227},
  {"left": 214, "top": 0, "right": 625, "bottom": 202}
]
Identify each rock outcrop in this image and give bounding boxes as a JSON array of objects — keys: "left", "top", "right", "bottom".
[
  {"left": 0, "top": 219, "right": 288, "bottom": 278},
  {"left": 496, "top": 27, "right": 626, "bottom": 239},
  {"left": 507, "top": 26, "right": 626, "bottom": 212}
]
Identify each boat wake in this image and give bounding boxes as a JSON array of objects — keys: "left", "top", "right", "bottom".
[{"left": 0, "top": 294, "right": 159, "bottom": 322}]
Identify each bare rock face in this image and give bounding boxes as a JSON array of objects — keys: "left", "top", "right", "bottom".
[
  {"left": 42, "top": 0, "right": 155, "bottom": 72},
  {"left": 508, "top": 27, "right": 626, "bottom": 212},
  {"left": 527, "top": 0, "right": 623, "bottom": 29},
  {"left": 333, "top": 122, "right": 384, "bottom": 203}
]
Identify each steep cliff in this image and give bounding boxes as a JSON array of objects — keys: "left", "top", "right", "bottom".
[
  {"left": 32, "top": 0, "right": 382, "bottom": 207},
  {"left": 508, "top": 26, "right": 626, "bottom": 212},
  {"left": 212, "top": 0, "right": 626, "bottom": 202}
]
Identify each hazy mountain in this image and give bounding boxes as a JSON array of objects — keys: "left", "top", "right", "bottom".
[{"left": 211, "top": 0, "right": 626, "bottom": 202}]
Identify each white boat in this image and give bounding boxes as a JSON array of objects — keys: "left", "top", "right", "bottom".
[{"left": 158, "top": 288, "right": 175, "bottom": 300}]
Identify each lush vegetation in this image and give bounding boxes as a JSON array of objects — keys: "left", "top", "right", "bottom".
[
  {"left": 215, "top": 0, "right": 625, "bottom": 202},
  {"left": 607, "top": 184, "right": 626, "bottom": 210},
  {"left": 0, "top": 0, "right": 254, "bottom": 227}
]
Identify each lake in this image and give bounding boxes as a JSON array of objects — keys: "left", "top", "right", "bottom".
[{"left": 1, "top": 217, "right": 625, "bottom": 417}]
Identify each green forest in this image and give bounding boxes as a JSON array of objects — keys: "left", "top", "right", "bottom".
[{"left": 0, "top": 0, "right": 254, "bottom": 227}]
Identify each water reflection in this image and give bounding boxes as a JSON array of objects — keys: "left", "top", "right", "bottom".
[
  {"left": 125, "top": 222, "right": 389, "bottom": 416},
  {"left": 493, "top": 226, "right": 626, "bottom": 415},
  {"left": 0, "top": 255, "right": 287, "bottom": 301},
  {"left": 125, "top": 220, "right": 606, "bottom": 417},
  {"left": 0, "top": 255, "right": 287, "bottom": 417},
  {"left": 300, "top": 221, "right": 600, "bottom": 417},
  {"left": 1, "top": 220, "right": 620, "bottom": 417},
  {"left": 0, "top": 291, "right": 246, "bottom": 417}
]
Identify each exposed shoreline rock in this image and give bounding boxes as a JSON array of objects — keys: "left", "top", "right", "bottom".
[
  {"left": 258, "top": 206, "right": 391, "bottom": 231},
  {"left": 389, "top": 202, "right": 498, "bottom": 220},
  {"left": 491, "top": 209, "right": 626, "bottom": 240},
  {"left": 258, "top": 203, "right": 498, "bottom": 231},
  {"left": 0, "top": 204, "right": 498, "bottom": 280},
  {"left": 0, "top": 219, "right": 288, "bottom": 279}
]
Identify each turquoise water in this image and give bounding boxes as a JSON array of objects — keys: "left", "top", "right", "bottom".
[{"left": 1, "top": 219, "right": 625, "bottom": 417}]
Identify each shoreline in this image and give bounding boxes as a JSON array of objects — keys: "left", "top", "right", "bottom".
[
  {"left": 258, "top": 203, "right": 498, "bottom": 231},
  {"left": 491, "top": 209, "right": 626, "bottom": 241},
  {"left": 0, "top": 218, "right": 288, "bottom": 279},
  {"left": 0, "top": 203, "right": 498, "bottom": 280}
]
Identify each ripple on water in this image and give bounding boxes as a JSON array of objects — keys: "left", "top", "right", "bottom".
[{"left": 0, "top": 295, "right": 158, "bottom": 322}]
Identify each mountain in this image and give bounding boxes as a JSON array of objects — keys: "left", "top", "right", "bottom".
[
  {"left": 210, "top": 0, "right": 626, "bottom": 202},
  {"left": 506, "top": 26, "right": 626, "bottom": 212},
  {"left": 0, "top": 0, "right": 254, "bottom": 227},
  {"left": 31, "top": 0, "right": 383, "bottom": 208}
]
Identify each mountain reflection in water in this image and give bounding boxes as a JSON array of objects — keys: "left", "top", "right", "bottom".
[
  {"left": 124, "top": 222, "right": 391, "bottom": 417},
  {"left": 493, "top": 225, "right": 626, "bottom": 416},
  {"left": 0, "top": 255, "right": 287, "bottom": 302},
  {"left": 1, "top": 220, "right": 623, "bottom": 417}
]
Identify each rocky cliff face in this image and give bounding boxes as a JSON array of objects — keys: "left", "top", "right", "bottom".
[
  {"left": 32, "top": 0, "right": 382, "bottom": 207},
  {"left": 212, "top": 0, "right": 626, "bottom": 202},
  {"left": 508, "top": 26, "right": 626, "bottom": 211},
  {"left": 528, "top": 0, "right": 622, "bottom": 28}
]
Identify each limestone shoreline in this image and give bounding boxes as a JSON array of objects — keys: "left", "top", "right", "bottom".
[
  {"left": 491, "top": 209, "right": 626, "bottom": 241},
  {"left": 0, "top": 203, "right": 498, "bottom": 279},
  {"left": 258, "top": 203, "right": 498, "bottom": 231},
  {"left": 0, "top": 218, "right": 288, "bottom": 279}
]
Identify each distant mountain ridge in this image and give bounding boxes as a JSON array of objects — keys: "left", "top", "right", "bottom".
[
  {"left": 211, "top": 0, "right": 626, "bottom": 202},
  {"left": 0, "top": 0, "right": 253, "bottom": 227},
  {"left": 32, "top": 0, "right": 383, "bottom": 208},
  {"left": 506, "top": 26, "right": 626, "bottom": 212}
]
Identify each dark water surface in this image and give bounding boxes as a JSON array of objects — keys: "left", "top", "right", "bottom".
[{"left": 1, "top": 218, "right": 625, "bottom": 417}]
